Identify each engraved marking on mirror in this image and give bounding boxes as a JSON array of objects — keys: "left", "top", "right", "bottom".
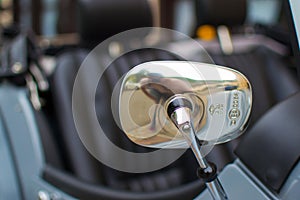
[
  {"left": 229, "top": 92, "right": 241, "bottom": 126},
  {"left": 209, "top": 104, "right": 224, "bottom": 116},
  {"left": 229, "top": 108, "right": 240, "bottom": 119}
]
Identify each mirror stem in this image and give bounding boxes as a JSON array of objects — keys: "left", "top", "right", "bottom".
[{"left": 169, "top": 104, "right": 228, "bottom": 200}]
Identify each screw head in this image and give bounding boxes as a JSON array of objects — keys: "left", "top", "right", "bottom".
[
  {"left": 38, "top": 191, "right": 50, "bottom": 200},
  {"left": 12, "top": 62, "right": 23, "bottom": 74},
  {"left": 183, "top": 123, "right": 191, "bottom": 130}
]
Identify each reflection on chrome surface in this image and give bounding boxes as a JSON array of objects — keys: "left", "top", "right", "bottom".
[{"left": 119, "top": 61, "right": 252, "bottom": 148}]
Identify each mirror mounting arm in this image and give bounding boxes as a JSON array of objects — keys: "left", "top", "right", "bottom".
[{"left": 168, "top": 98, "right": 228, "bottom": 200}]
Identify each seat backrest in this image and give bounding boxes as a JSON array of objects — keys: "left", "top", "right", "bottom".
[
  {"left": 50, "top": 0, "right": 235, "bottom": 195},
  {"left": 77, "top": 0, "right": 152, "bottom": 49},
  {"left": 54, "top": 1, "right": 300, "bottom": 198},
  {"left": 194, "top": 0, "right": 247, "bottom": 27},
  {"left": 52, "top": 48, "right": 201, "bottom": 189}
]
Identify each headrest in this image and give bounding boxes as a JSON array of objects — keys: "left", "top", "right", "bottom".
[
  {"left": 77, "top": 0, "right": 153, "bottom": 48},
  {"left": 195, "top": 0, "right": 247, "bottom": 27}
]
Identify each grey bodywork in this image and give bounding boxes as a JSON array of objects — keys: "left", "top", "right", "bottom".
[{"left": 0, "top": 84, "right": 299, "bottom": 200}]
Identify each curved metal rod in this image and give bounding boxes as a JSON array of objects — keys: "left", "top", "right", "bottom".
[{"left": 170, "top": 106, "right": 228, "bottom": 200}]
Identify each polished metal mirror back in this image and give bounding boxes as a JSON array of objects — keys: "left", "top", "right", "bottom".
[{"left": 119, "top": 61, "right": 252, "bottom": 148}]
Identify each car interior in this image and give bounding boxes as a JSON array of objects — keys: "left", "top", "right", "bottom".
[{"left": 1, "top": 0, "right": 300, "bottom": 199}]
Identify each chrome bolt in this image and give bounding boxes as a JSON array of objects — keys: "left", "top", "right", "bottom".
[
  {"left": 12, "top": 62, "right": 23, "bottom": 74},
  {"left": 182, "top": 124, "right": 191, "bottom": 131},
  {"left": 38, "top": 191, "right": 50, "bottom": 200}
]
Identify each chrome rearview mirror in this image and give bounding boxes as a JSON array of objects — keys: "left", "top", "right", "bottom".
[
  {"left": 119, "top": 61, "right": 252, "bottom": 200},
  {"left": 119, "top": 61, "right": 252, "bottom": 148}
]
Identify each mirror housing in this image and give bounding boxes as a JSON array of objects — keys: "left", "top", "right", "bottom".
[{"left": 119, "top": 61, "right": 252, "bottom": 148}]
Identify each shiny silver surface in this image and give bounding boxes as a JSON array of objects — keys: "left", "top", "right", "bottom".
[
  {"left": 119, "top": 61, "right": 252, "bottom": 148},
  {"left": 170, "top": 106, "right": 228, "bottom": 200}
]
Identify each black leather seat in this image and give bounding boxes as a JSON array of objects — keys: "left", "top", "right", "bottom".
[
  {"left": 45, "top": 0, "right": 300, "bottom": 199},
  {"left": 47, "top": 1, "right": 217, "bottom": 199}
]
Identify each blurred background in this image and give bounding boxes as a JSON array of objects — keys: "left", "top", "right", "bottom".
[
  {"left": 0, "top": 0, "right": 285, "bottom": 43},
  {"left": 1, "top": 1, "right": 300, "bottom": 199}
]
